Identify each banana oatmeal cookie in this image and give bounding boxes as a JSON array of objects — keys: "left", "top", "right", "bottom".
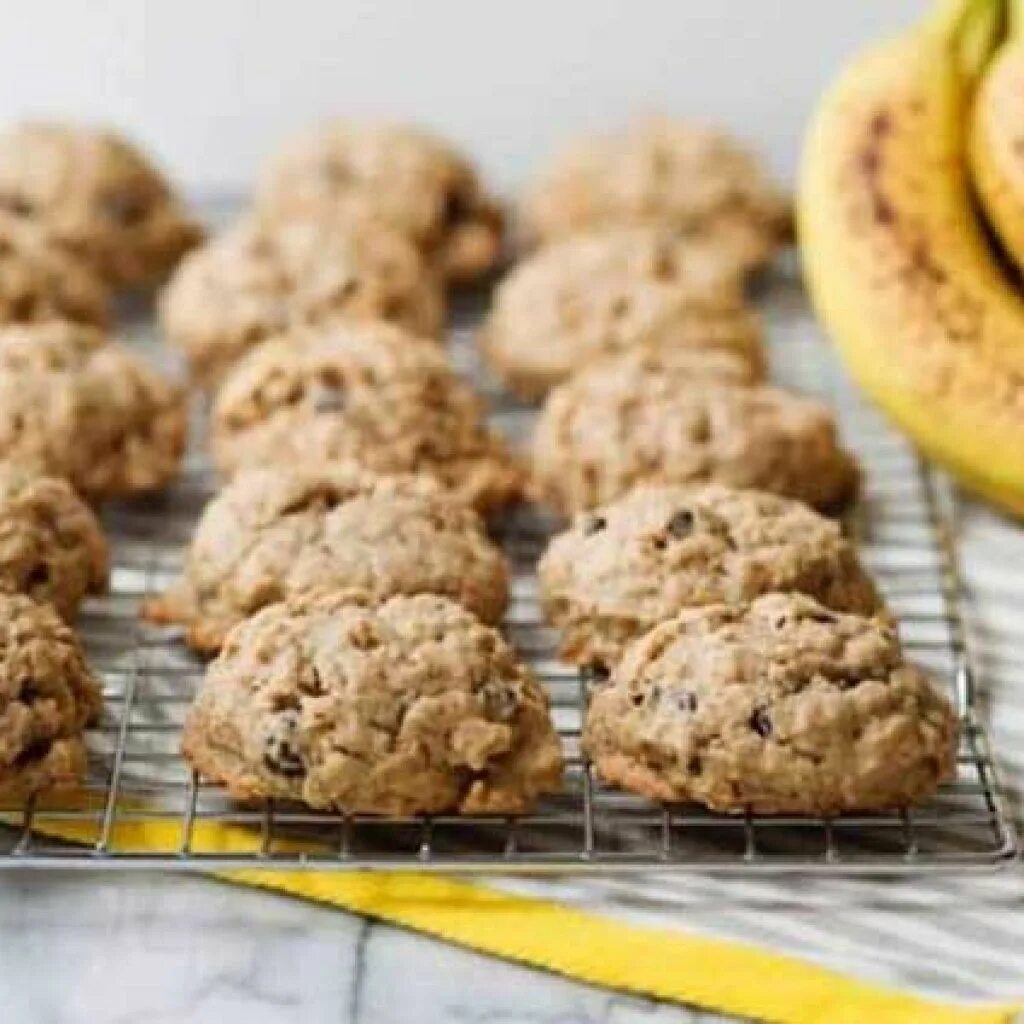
[
  {"left": 0, "top": 593, "right": 102, "bottom": 801},
  {"left": 480, "top": 228, "right": 763, "bottom": 399},
  {"left": 145, "top": 465, "right": 509, "bottom": 652},
  {"left": 257, "top": 120, "right": 503, "bottom": 282},
  {"left": 0, "top": 121, "right": 202, "bottom": 287},
  {"left": 539, "top": 484, "right": 880, "bottom": 670},
  {"left": 210, "top": 322, "right": 522, "bottom": 516},
  {"left": 0, "top": 461, "right": 107, "bottom": 620},
  {"left": 521, "top": 117, "right": 790, "bottom": 270},
  {"left": 160, "top": 214, "right": 444, "bottom": 389},
  {"left": 584, "top": 593, "right": 957, "bottom": 814},
  {"left": 182, "top": 590, "right": 563, "bottom": 814},
  {"left": 0, "top": 321, "right": 186, "bottom": 499}
]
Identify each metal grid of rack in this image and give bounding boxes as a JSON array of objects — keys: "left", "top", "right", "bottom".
[{"left": 0, "top": 260, "right": 1018, "bottom": 873}]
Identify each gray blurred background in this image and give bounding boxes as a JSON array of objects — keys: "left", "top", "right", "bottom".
[{"left": 1, "top": 0, "right": 926, "bottom": 192}]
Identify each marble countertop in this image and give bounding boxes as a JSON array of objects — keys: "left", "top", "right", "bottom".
[{"left": 0, "top": 871, "right": 726, "bottom": 1023}]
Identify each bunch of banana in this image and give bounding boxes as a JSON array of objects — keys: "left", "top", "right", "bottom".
[{"left": 798, "top": 0, "right": 1024, "bottom": 516}]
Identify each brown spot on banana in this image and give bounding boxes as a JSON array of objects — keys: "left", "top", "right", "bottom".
[{"left": 799, "top": 18, "right": 1024, "bottom": 517}]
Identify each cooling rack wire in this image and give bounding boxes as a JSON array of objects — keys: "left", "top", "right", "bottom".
[{"left": 0, "top": 248, "right": 1018, "bottom": 873}]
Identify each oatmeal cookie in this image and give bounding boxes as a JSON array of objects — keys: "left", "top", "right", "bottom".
[
  {"left": 159, "top": 214, "right": 444, "bottom": 389},
  {"left": 257, "top": 120, "right": 503, "bottom": 282},
  {"left": 210, "top": 322, "right": 522, "bottom": 515},
  {"left": 0, "top": 212, "right": 109, "bottom": 327},
  {"left": 0, "top": 321, "right": 186, "bottom": 499},
  {"left": 144, "top": 465, "right": 509, "bottom": 652},
  {"left": 182, "top": 590, "right": 563, "bottom": 814},
  {"left": 0, "top": 121, "right": 202, "bottom": 287},
  {"left": 531, "top": 360, "right": 858, "bottom": 515},
  {"left": 583, "top": 593, "right": 957, "bottom": 814},
  {"left": 0, "top": 593, "right": 102, "bottom": 801},
  {"left": 480, "top": 227, "right": 763, "bottom": 398},
  {"left": 539, "top": 484, "right": 880, "bottom": 670},
  {"left": 521, "top": 117, "right": 790, "bottom": 270},
  {"left": 0, "top": 461, "right": 107, "bottom": 621}
]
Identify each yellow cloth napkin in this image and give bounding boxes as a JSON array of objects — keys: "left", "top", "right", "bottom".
[{"left": 14, "top": 811, "right": 1020, "bottom": 1024}]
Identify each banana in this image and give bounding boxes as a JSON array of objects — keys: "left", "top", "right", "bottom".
[
  {"left": 970, "top": 0, "right": 1024, "bottom": 270},
  {"left": 798, "top": 0, "right": 1024, "bottom": 518}
]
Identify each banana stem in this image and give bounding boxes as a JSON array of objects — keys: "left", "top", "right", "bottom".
[
  {"left": 958, "top": 0, "right": 1006, "bottom": 79},
  {"left": 929, "top": 0, "right": 1005, "bottom": 80},
  {"left": 1009, "top": 0, "right": 1024, "bottom": 37}
]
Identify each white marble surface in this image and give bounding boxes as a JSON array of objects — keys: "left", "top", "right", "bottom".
[{"left": 0, "top": 872, "right": 726, "bottom": 1023}]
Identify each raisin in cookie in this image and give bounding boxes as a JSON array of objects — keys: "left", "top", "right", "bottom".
[
  {"left": 144, "top": 465, "right": 509, "bottom": 652},
  {"left": 210, "top": 322, "right": 522, "bottom": 515},
  {"left": 0, "top": 212, "right": 110, "bottom": 328},
  {"left": 540, "top": 484, "right": 881, "bottom": 671},
  {"left": 160, "top": 214, "right": 444, "bottom": 390},
  {"left": 0, "top": 321, "right": 186, "bottom": 499},
  {"left": 182, "top": 590, "right": 563, "bottom": 814},
  {"left": 0, "top": 461, "right": 107, "bottom": 621},
  {"left": 521, "top": 118, "right": 790, "bottom": 270},
  {"left": 0, "top": 121, "right": 202, "bottom": 288},
  {"left": 480, "top": 228, "right": 763, "bottom": 399},
  {"left": 584, "top": 593, "right": 957, "bottom": 814},
  {"left": 0, "top": 593, "right": 102, "bottom": 801},
  {"left": 256, "top": 120, "right": 503, "bottom": 283},
  {"left": 531, "top": 359, "right": 858, "bottom": 516}
]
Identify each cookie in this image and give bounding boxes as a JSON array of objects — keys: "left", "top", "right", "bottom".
[
  {"left": 0, "top": 212, "right": 110, "bottom": 328},
  {"left": 583, "top": 593, "right": 957, "bottom": 814},
  {"left": 0, "top": 461, "right": 108, "bottom": 621},
  {"left": 0, "top": 593, "right": 102, "bottom": 801},
  {"left": 210, "top": 321, "right": 522, "bottom": 516},
  {"left": 256, "top": 120, "right": 503, "bottom": 282},
  {"left": 144, "top": 465, "right": 510, "bottom": 652},
  {"left": 480, "top": 228, "right": 764, "bottom": 399},
  {"left": 0, "top": 121, "right": 202, "bottom": 288},
  {"left": 159, "top": 214, "right": 445, "bottom": 390},
  {"left": 521, "top": 117, "right": 790, "bottom": 270},
  {"left": 539, "top": 484, "right": 881, "bottom": 671},
  {"left": 0, "top": 321, "right": 186, "bottom": 499},
  {"left": 531, "top": 359, "right": 858, "bottom": 516},
  {"left": 182, "top": 590, "right": 563, "bottom": 815}
]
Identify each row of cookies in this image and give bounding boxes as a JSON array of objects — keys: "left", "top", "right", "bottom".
[
  {"left": 489, "top": 137, "right": 959, "bottom": 814},
  {"left": 152, "top": 467, "right": 565, "bottom": 815},
  {"left": 157, "top": 116, "right": 792, "bottom": 393},
  {"left": 538, "top": 484, "right": 958, "bottom": 813},
  {"left": 0, "top": 314, "right": 189, "bottom": 799},
  {"left": 0, "top": 120, "right": 207, "bottom": 801},
  {"left": 0, "top": 461, "right": 107, "bottom": 800}
]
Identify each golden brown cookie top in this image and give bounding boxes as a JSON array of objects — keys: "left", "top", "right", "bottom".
[
  {"left": 0, "top": 592, "right": 102, "bottom": 800},
  {"left": 521, "top": 118, "right": 790, "bottom": 269},
  {"left": 145, "top": 464, "right": 509, "bottom": 651},
  {"left": 539, "top": 483, "right": 881, "bottom": 669},
  {"left": 0, "top": 212, "right": 110, "bottom": 328},
  {"left": 531, "top": 361, "right": 858, "bottom": 516},
  {"left": 584, "top": 593, "right": 957, "bottom": 814},
  {"left": 257, "top": 120, "right": 503, "bottom": 282},
  {"left": 159, "top": 214, "right": 445, "bottom": 389},
  {"left": 0, "top": 460, "right": 108, "bottom": 620},
  {"left": 182, "top": 590, "right": 563, "bottom": 814},
  {"left": 0, "top": 321, "right": 186, "bottom": 499},
  {"left": 210, "top": 321, "right": 522, "bottom": 515},
  {"left": 481, "top": 227, "right": 763, "bottom": 398},
  {"left": 0, "top": 121, "right": 202, "bottom": 287}
]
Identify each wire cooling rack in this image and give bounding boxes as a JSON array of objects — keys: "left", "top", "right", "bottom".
[{"left": 0, "top": 246, "right": 1018, "bottom": 872}]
